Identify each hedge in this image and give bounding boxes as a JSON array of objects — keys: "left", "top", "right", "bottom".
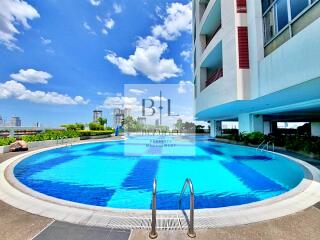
[
  {"left": 21, "top": 130, "right": 80, "bottom": 142},
  {"left": 78, "top": 130, "right": 114, "bottom": 136},
  {"left": 217, "top": 132, "right": 320, "bottom": 156},
  {"left": 0, "top": 137, "right": 16, "bottom": 146}
]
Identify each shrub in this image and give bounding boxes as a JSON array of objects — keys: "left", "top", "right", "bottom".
[
  {"left": 0, "top": 137, "right": 16, "bottom": 146},
  {"left": 244, "top": 132, "right": 265, "bottom": 145},
  {"left": 78, "top": 130, "right": 114, "bottom": 137},
  {"left": 21, "top": 130, "right": 80, "bottom": 142},
  {"left": 89, "top": 122, "right": 104, "bottom": 131},
  {"left": 61, "top": 123, "right": 85, "bottom": 131}
]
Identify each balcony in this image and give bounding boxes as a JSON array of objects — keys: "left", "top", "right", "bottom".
[
  {"left": 206, "top": 68, "right": 223, "bottom": 87},
  {"left": 205, "top": 24, "right": 222, "bottom": 47},
  {"left": 199, "top": 0, "right": 210, "bottom": 21},
  {"left": 200, "top": 0, "right": 221, "bottom": 37}
]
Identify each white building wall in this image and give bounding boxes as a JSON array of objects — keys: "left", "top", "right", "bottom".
[
  {"left": 246, "top": 0, "right": 264, "bottom": 99},
  {"left": 258, "top": 18, "right": 320, "bottom": 97}
]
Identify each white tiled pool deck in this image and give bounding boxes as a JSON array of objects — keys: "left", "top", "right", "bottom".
[{"left": 1, "top": 139, "right": 320, "bottom": 231}]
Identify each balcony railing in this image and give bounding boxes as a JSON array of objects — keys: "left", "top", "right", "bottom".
[
  {"left": 206, "top": 68, "right": 223, "bottom": 87},
  {"left": 205, "top": 24, "right": 222, "bottom": 48}
]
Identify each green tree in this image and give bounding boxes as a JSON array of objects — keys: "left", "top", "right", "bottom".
[
  {"left": 97, "top": 117, "right": 107, "bottom": 127},
  {"left": 175, "top": 119, "right": 183, "bottom": 131}
]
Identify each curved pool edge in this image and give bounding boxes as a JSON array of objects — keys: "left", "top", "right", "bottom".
[{"left": 0, "top": 141, "right": 320, "bottom": 230}]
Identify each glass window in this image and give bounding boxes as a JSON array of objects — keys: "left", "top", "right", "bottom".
[
  {"left": 276, "top": 0, "right": 288, "bottom": 31},
  {"left": 264, "top": 8, "right": 275, "bottom": 42},
  {"left": 262, "top": 0, "right": 274, "bottom": 13},
  {"left": 290, "top": 0, "right": 309, "bottom": 19}
]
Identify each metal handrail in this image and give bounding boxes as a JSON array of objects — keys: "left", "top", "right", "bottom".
[
  {"left": 179, "top": 178, "right": 196, "bottom": 238},
  {"left": 256, "top": 140, "right": 266, "bottom": 150},
  {"left": 149, "top": 179, "right": 158, "bottom": 239}
]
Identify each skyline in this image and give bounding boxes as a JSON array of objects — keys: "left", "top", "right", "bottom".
[{"left": 0, "top": 0, "right": 193, "bottom": 127}]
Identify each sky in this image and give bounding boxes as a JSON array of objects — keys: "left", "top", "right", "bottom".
[{"left": 0, "top": 0, "right": 194, "bottom": 127}]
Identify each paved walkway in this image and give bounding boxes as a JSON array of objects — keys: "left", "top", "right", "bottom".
[
  {"left": 131, "top": 207, "right": 320, "bottom": 240},
  {"left": 1, "top": 140, "right": 320, "bottom": 239}
]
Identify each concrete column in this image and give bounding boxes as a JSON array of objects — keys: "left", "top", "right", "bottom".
[
  {"left": 238, "top": 114, "right": 263, "bottom": 133},
  {"left": 271, "top": 121, "right": 278, "bottom": 135},
  {"left": 263, "top": 121, "right": 271, "bottom": 135},
  {"left": 210, "top": 120, "right": 222, "bottom": 138},
  {"left": 311, "top": 122, "right": 320, "bottom": 137}
]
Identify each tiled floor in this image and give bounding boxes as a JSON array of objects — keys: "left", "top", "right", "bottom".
[
  {"left": 33, "top": 222, "right": 130, "bottom": 240},
  {"left": 130, "top": 207, "right": 320, "bottom": 240},
  {"left": 0, "top": 201, "right": 52, "bottom": 240}
]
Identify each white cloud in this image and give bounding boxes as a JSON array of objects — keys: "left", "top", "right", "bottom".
[
  {"left": 97, "top": 91, "right": 122, "bottom": 96},
  {"left": 101, "top": 28, "right": 108, "bottom": 35},
  {"left": 178, "top": 80, "right": 193, "bottom": 94},
  {"left": 0, "top": 0, "right": 40, "bottom": 50},
  {"left": 155, "top": 6, "right": 164, "bottom": 19},
  {"left": 129, "top": 88, "right": 147, "bottom": 95},
  {"left": 0, "top": 80, "right": 89, "bottom": 105},
  {"left": 101, "top": 96, "right": 139, "bottom": 109},
  {"left": 149, "top": 96, "right": 167, "bottom": 102},
  {"left": 113, "top": 3, "right": 122, "bottom": 14},
  {"left": 96, "top": 15, "right": 102, "bottom": 22},
  {"left": 89, "top": 0, "right": 101, "bottom": 6},
  {"left": 41, "top": 37, "right": 52, "bottom": 45},
  {"left": 45, "top": 48, "right": 55, "bottom": 55},
  {"left": 10, "top": 69, "right": 52, "bottom": 84},
  {"left": 105, "top": 36, "right": 182, "bottom": 81},
  {"left": 180, "top": 50, "right": 192, "bottom": 62},
  {"left": 101, "top": 18, "right": 115, "bottom": 35},
  {"left": 83, "top": 22, "right": 96, "bottom": 35},
  {"left": 152, "top": 2, "right": 192, "bottom": 41},
  {"left": 105, "top": 18, "right": 115, "bottom": 29}
]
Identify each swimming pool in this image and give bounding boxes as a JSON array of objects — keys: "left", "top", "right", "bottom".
[{"left": 14, "top": 136, "right": 304, "bottom": 210}]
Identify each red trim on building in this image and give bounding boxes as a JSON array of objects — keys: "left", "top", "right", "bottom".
[
  {"left": 237, "top": 0, "right": 247, "bottom": 13},
  {"left": 238, "top": 27, "right": 250, "bottom": 69}
]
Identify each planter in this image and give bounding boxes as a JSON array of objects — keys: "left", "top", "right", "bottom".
[
  {"left": 0, "top": 138, "right": 80, "bottom": 154},
  {"left": 80, "top": 135, "right": 112, "bottom": 140},
  {"left": 0, "top": 146, "right": 10, "bottom": 154}
]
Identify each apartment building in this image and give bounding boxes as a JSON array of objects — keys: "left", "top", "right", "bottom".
[{"left": 193, "top": 0, "right": 320, "bottom": 137}]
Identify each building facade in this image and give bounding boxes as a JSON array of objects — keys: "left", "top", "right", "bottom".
[
  {"left": 93, "top": 110, "right": 103, "bottom": 123},
  {"left": 193, "top": 0, "right": 320, "bottom": 137},
  {"left": 10, "top": 117, "right": 21, "bottom": 127},
  {"left": 113, "top": 108, "right": 131, "bottom": 128},
  {"left": 137, "top": 117, "right": 147, "bottom": 126}
]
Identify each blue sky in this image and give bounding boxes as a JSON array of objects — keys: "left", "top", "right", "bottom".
[{"left": 0, "top": 0, "right": 193, "bottom": 127}]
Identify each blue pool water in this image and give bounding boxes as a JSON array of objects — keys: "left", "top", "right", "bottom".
[{"left": 14, "top": 136, "right": 304, "bottom": 210}]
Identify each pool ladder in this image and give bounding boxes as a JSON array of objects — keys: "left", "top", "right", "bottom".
[
  {"left": 149, "top": 178, "right": 196, "bottom": 239},
  {"left": 257, "top": 140, "right": 275, "bottom": 152}
]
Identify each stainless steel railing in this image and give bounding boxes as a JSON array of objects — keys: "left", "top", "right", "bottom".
[
  {"left": 179, "top": 178, "right": 196, "bottom": 238},
  {"left": 257, "top": 140, "right": 275, "bottom": 152},
  {"left": 149, "top": 179, "right": 158, "bottom": 239}
]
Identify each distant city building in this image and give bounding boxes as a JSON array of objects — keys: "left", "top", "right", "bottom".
[
  {"left": 155, "top": 119, "right": 160, "bottom": 126},
  {"left": 0, "top": 115, "right": 3, "bottom": 126},
  {"left": 137, "top": 117, "right": 146, "bottom": 125},
  {"left": 113, "top": 108, "right": 131, "bottom": 128},
  {"left": 33, "top": 122, "right": 41, "bottom": 128},
  {"left": 10, "top": 117, "right": 21, "bottom": 127},
  {"left": 93, "top": 110, "right": 103, "bottom": 122}
]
